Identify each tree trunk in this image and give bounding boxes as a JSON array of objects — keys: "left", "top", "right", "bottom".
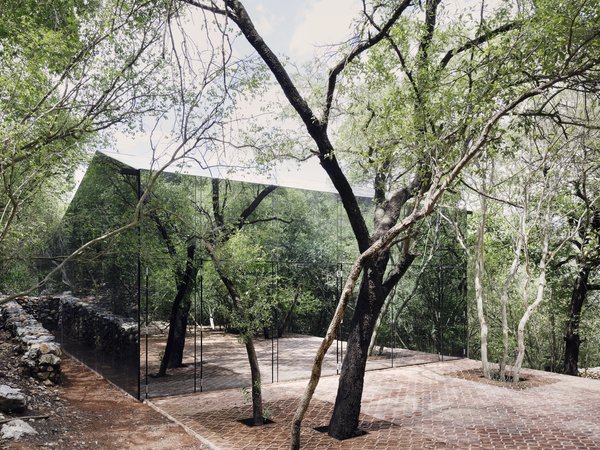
[
  {"left": 245, "top": 338, "right": 264, "bottom": 424},
  {"left": 475, "top": 194, "right": 491, "bottom": 379},
  {"left": 499, "top": 232, "right": 522, "bottom": 380},
  {"left": 367, "top": 287, "right": 393, "bottom": 356},
  {"left": 328, "top": 265, "right": 385, "bottom": 440},
  {"left": 277, "top": 286, "right": 300, "bottom": 337},
  {"left": 563, "top": 266, "right": 590, "bottom": 376},
  {"left": 513, "top": 229, "right": 549, "bottom": 382},
  {"left": 158, "top": 243, "right": 197, "bottom": 376},
  {"left": 205, "top": 243, "right": 264, "bottom": 424}
]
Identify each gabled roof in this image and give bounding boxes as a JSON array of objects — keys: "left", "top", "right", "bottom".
[{"left": 99, "top": 149, "right": 374, "bottom": 198}]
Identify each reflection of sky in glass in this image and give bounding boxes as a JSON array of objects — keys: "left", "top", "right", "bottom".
[{"left": 99, "top": 149, "right": 373, "bottom": 198}]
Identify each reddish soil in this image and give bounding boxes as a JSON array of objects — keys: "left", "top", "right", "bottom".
[
  {"left": 0, "top": 331, "right": 203, "bottom": 449},
  {"left": 448, "top": 367, "right": 559, "bottom": 389}
]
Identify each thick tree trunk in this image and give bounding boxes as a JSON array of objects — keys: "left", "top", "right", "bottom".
[
  {"left": 328, "top": 249, "right": 415, "bottom": 440},
  {"left": 158, "top": 244, "right": 197, "bottom": 376},
  {"left": 328, "top": 265, "right": 385, "bottom": 440},
  {"left": 564, "top": 266, "right": 590, "bottom": 376}
]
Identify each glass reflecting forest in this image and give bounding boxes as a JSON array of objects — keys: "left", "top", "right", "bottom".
[{"left": 43, "top": 152, "right": 467, "bottom": 398}]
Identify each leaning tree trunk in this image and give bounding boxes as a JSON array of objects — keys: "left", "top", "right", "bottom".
[
  {"left": 328, "top": 265, "right": 386, "bottom": 440},
  {"left": 564, "top": 266, "right": 590, "bottom": 376},
  {"left": 158, "top": 244, "right": 197, "bottom": 376}
]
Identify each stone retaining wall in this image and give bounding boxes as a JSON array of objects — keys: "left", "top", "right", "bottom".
[
  {"left": 0, "top": 301, "right": 61, "bottom": 384},
  {"left": 54, "top": 294, "right": 137, "bottom": 355},
  {"left": 17, "top": 294, "right": 137, "bottom": 354},
  {"left": 17, "top": 294, "right": 139, "bottom": 397}
]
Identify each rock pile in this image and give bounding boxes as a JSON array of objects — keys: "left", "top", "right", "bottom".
[{"left": 0, "top": 301, "right": 61, "bottom": 384}]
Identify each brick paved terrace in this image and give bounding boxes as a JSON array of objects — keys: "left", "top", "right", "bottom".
[
  {"left": 151, "top": 358, "right": 600, "bottom": 449},
  {"left": 141, "top": 331, "right": 452, "bottom": 398}
]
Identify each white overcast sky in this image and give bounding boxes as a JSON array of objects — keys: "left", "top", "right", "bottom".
[
  {"left": 106, "top": 0, "right": 367, "bottom": 185},
  {"left": 100, "top": 0, "right": 503, "bottom": 193},
  {"left": 244, "top": 0, "right": 362, "bottom": 62}
]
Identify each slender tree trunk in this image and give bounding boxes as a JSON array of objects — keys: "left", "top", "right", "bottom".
[
  {"left": 499, "top": 234, "right": 522, "bottom": 380},
  {"left": 290, "top": 249, "right": 370, "bottom": 450},
  {"left": 206, "top": 244, "right": 264, "bottom": 424},
  {"left": 277, "top": 287, "right": 300, "bottom": 337},
  {"left": 475, "top": 194, "right": 491, "bottom": 379},
  {"left": 563, "top": 266, "right": 590, "bottom": 376},
  {"left": 159, "top": 243, "right": 197, "bottom": 376},
  {"left": 513, "top": 225, "right": 549, "bottom": 382},
  {"left": 367, "top": 287, "right": 393, "bottom": 356},
  {"left": 244, "top": 339, "right": 264, "bottom": 425}
]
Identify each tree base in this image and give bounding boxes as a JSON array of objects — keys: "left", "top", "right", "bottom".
[
  {"left": 483, "top": 371, "right": 528, "bottom": 383},
  {"left": 314, "top": 425, "right": 368, "bottom": 440},
  {"left": 239, "top": 418, "right": 274, "bottom": 427}
]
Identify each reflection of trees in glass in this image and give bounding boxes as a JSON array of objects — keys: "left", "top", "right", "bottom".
[
  {"left": 55, "top": 154, "right": 140, "bottom": 316},
  {"left": 371, "top": 208, "right": 467, "bottom": 358}
]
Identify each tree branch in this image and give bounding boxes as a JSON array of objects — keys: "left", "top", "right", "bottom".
[
  {"left": 181, "top": 0, "right": 228, "bottom": 16},
  {"left": 418, "top": 0, "right": 442, "bottom": 65},
  {"left": 237, "top": 185, "right": 277, "bottom": 229},
  {"left": 382, "top": 253, "right": 416, "bottom": 297},
  {"left": 461, "top": 178, "right": 523, "bottom": 208},
  {"left": 323, "top": 0, "right": 413, "bottom": 123},
  {"left": 186, "top": 0, "right": 374, "bottom": 252},
  {"left": 438, "top": 21, "right": 521, "bottom": 71}
]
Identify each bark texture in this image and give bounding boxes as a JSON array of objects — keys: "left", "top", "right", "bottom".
[
  {"left": 328, "top": 252, "right": 415, "bottom": 439},
  {"left": 564, "top": 266, "right": 590, "bottom": 375},
  {"left": 328, "top": 266, "right": 385, "bottom": 439}
]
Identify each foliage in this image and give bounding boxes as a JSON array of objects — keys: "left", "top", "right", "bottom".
[{"left": 0, "top": 0, "right": 174, "bottom": 295}]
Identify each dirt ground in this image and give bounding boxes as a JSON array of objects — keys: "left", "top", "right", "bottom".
[{"left": 0, "top": 330, "right": 203, "bottom": 449}]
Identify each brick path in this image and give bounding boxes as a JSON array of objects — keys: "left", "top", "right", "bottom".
[
  {"left": 141, "top": 331, "right": 446, "bottom": 398},
  {"left": 151, "top": 359, "right": 600, "bottom": 449}
]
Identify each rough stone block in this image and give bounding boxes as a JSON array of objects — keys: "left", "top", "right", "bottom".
[
  {"left": 1, "top": 419, "right": 38, "bottom": 439},
  {"left": 0, "top": 385, "right": 27, "bottom": 413}
]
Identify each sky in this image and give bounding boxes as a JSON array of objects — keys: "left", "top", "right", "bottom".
[
  {"left": 99, "top": 0, "right": 504, "bottom": 194},
  {"left": 244, "top": 0, "right": 362, "bottom": 62},
  {"left": 103, "top": 0, "right": 366, "bottom": 193}
]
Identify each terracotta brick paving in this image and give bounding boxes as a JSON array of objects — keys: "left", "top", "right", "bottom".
[
  {"left": 151, "top": 359, "right": 600, "bottom": 449},
  {"left": 141, "top": 331, "right": 445, "bottom": 398}
]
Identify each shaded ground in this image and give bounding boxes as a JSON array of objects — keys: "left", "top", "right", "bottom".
[
  {"left": 153, "top": 358, "right": 600, "bottom": 449},
  {"left": 0, "top": 330, "right": 202, "bottom": 449},
  {"left": 141, "top": 330, "right": 449, "bottom": 398}
]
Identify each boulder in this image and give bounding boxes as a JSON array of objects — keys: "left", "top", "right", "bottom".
[
  {"left": 0, "top": 385, "right": 27, "bottom": 413},
  {"left": 1, "top": 419, "right": 38, "bottom": 440}
]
